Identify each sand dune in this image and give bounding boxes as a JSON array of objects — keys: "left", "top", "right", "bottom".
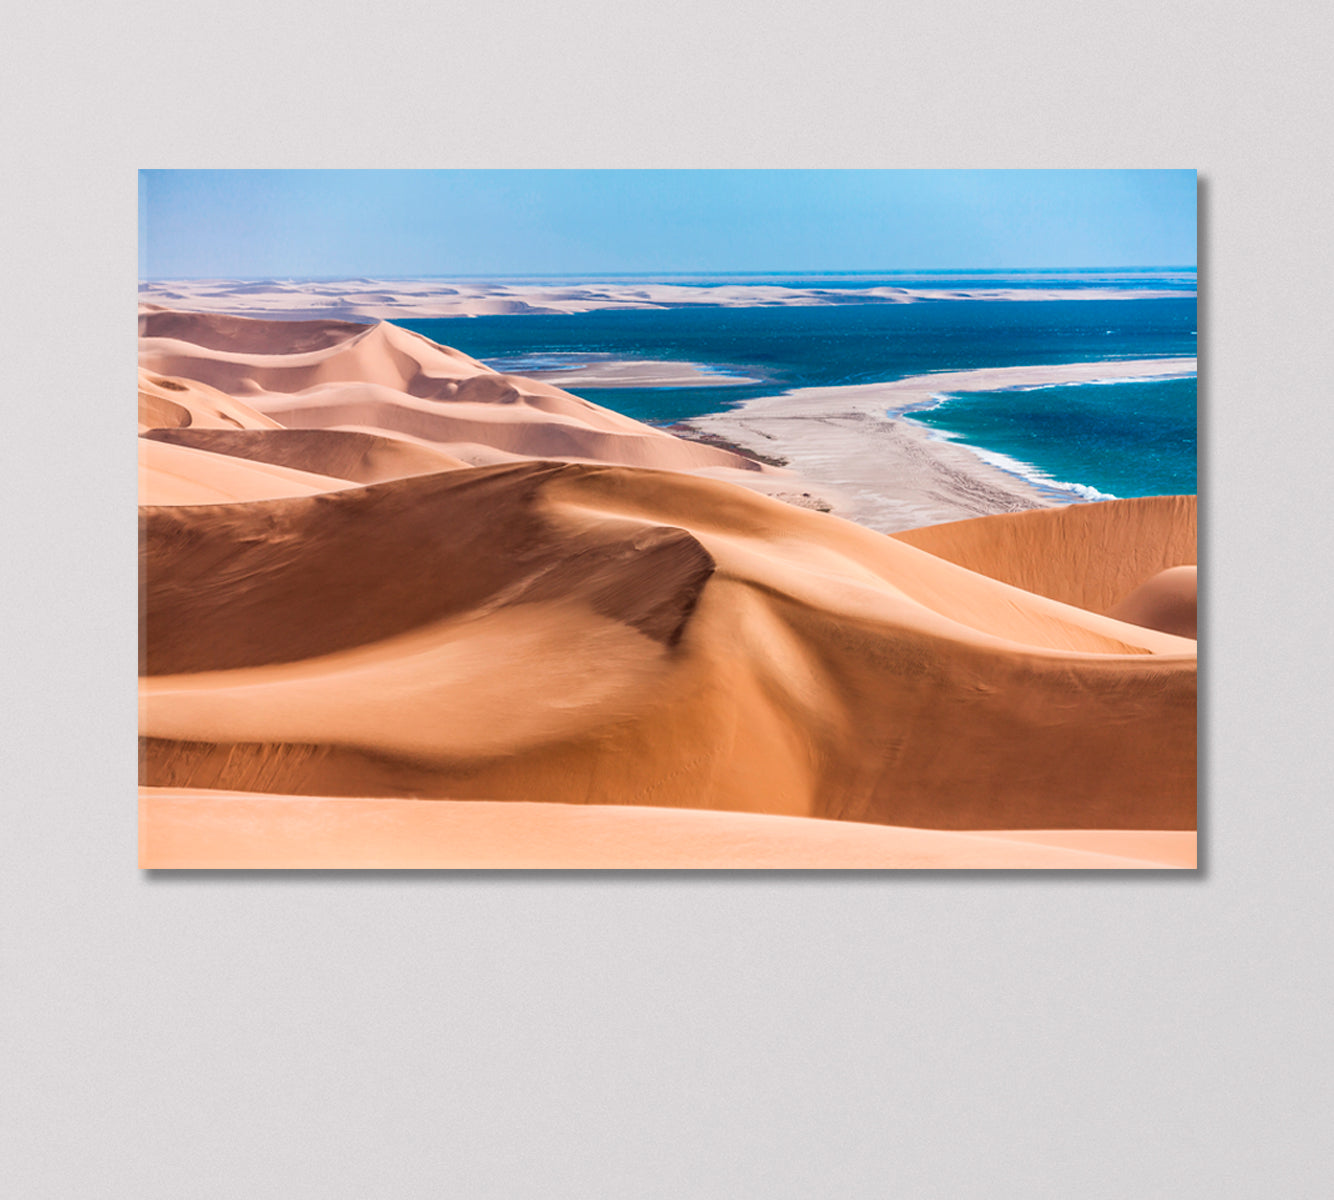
[
  {"left": 140, "top": 307, "right": 382, "bottom": 354},
  {"left": 139, "top": 437, "right": 358, "bottom": 505},
  {"left": 1107, "top": 565, "right": 1197, "bottom": 639},
  {"left": 257, "top": 382, "right": 761, "bottom": 471},
  {"left": 137, "top": 309, "right": 1197, "bottom": 866},
  {"left": 139, "top": 310, "right": 765, "bottom": 477},
  {"left": 141, "top": 427, "right": 471, "bottom": 483},
  {"left": 138, "top": 369, "right": 283, "bottom": 433},
  {"left": 140, "top": 790, "right": 1196, "bottom": 870},
  {"left": 139, "top": 314, "right": 488, "bottom": 397},
  {"left": 141, "top": 459, "right": 1195, "bottom": 832},
  {"left": 892, "top": 497, "right": 1197, "bottom": 618}
]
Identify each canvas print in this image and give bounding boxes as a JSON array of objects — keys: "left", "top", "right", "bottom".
[{"left": 138, "top": 169, "right": 1197, "bottom": 869}]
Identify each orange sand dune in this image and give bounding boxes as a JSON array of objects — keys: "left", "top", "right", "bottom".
[
  {"left": 1107, "top": 565, "right": 1197, "bottom": 639},
  {"left": 140, "top": 307, "right": 384, "bottom": 355},
  {"left": 137, "top": 310, "right": 1197, "bottom": 866},
  {"left": 319, "top": 428, "right": 542, "bottom": 468},
  {"left": 139, "top": 309, "right": 764, "bottom": 476},
  {"left": 141, "top": 460, "right": 1195, "bottom": 831},
  {"left": 140, "top": 790, "right": 1195, "bottom": 869},
  {"left": 139, "top": 312, "right": 488, "bottom": 396},
  {"left": 138, "top": 369, "right": 282, "bottom": 433},
  {"left": 258, "top": 381, "right": 759, "bottom": 471},
  {"left": 892, "top": 496, "right": 1197, "bottom": 617},
  {"left": 141, "top": 427, "right": 470, "bottom": 483},
  {"left": 138, "top": 437, "right": 357, "bottom": 505}
]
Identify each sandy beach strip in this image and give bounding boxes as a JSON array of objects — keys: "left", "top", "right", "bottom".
[
  {"left": 676, "top": 358, "right": 1196, "bottom": 533},
  {"left": 486, "top": 355, "right": 764, "bottom": 388}
]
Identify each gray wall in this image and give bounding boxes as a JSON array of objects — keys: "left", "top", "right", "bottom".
[{"left": 6, "top": 3, "right": 1330, "bottom": 1195}]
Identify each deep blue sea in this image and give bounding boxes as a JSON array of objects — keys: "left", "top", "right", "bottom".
[
  {"left": 910, "top": 376, "right": 1197, "bottom": 499},
  {"left": 400, "top": 270, "right": 1197, "bottom": 500}
]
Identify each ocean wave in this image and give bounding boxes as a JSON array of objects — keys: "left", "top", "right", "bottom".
[
  {"left": 887, "top": 371, "right": 1195, "bottom": 421},
  {"left": 922, "top": 428, "right": 1119, "bottom": 501}
]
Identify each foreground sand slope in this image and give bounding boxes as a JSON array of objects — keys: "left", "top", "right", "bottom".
[
  {"left": 141, "top": 460, "right": 1195, "bottom": 831},
  {"left": 141, "top": 790, "right": 1196, "bottom": 870}
]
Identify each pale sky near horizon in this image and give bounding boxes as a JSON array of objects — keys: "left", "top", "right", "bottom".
[{"left": 139, "top": 170, "right": 1197, "bottom": 279}]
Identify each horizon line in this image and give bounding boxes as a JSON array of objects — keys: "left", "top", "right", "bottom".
[{"left": 140, "top": 265, "right": 1198, "bottom": 283}]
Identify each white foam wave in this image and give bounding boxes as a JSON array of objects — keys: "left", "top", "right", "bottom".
[
  {"left": 965, "top": 444, "right": 1118, "bottom": 501},
  {"left": 921, "top": 427, "right": 1118, "bottom": 501}
]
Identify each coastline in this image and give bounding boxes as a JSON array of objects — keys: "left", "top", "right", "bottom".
[
  {"left": 139, "top": 276, "right": 1196, "bottom": 322},
  {"left": 486, "top": 355, "right": 765, "bottom": 388},
  {"left": 675, "top": 357, "right": 1197, "bottom": 533}
]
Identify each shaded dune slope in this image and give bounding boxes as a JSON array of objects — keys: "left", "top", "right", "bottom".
[
  {"left": 140, "top": 306, "right": 376, "bottom": 354},
  {"left": 139, "top": 437, "right": 358, "bottom": 505},
  {"left": 141, "top": 460, "right": 1195, "bottom": 831},
  {"left": 141, "top": 427, "right": 470, "bottom": 483},
  {"left": 1107, "top": 565, "right": 1197, "bottom": 639},
  {"left": 138, "top": 369, "right": 282, "bottom": 433},
  {"left": 891, "top": 496, "right": 1197, "bottom": 620},
  {"left": 139, "top": 308, "right": 378, "bottom": 355},
  {"left": 142, "top": 462, "right": 715, "bottom": 674}
]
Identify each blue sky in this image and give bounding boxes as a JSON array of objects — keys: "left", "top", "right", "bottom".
[{"left": 139, "top": 170, "right": 1196, "bottom": 278}]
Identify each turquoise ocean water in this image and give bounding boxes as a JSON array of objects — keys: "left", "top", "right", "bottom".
[
  {"left": 908, "top": 376, "right": 1196, "bottom": 499},
  {"left": 399, "top": 269, "right": 1197, "bottom": 500}
]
